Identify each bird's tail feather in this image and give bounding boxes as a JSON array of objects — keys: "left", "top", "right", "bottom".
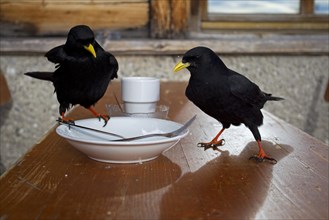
[
  {"left": 24, "top": 72, "right": 54, "bottom": 82},
  {"left": 266, "top": 93, "right": 284, "bottom": 101}
]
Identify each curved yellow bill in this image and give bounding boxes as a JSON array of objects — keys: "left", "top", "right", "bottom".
[
  {"left": 173, "top": 61, "right": 190, "bottom": 72},
  {"left": 84, "top": 44, "right": 97, "bottom": 58}
]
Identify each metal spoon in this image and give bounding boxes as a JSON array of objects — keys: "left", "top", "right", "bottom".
[
  {"left": 57, "top": 115, "right": 196, "bottom": 142},
  {"left": 113, "top": 115, "right": 196, "bottom": 142}
]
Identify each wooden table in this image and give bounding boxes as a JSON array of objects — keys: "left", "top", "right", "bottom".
[{"left": 1, "top": 82, "right": 328, "bottom": 220}]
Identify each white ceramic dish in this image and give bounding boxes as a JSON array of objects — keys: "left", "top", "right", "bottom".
[{"left": 56, "top": 117, "right": 189, "bottom": 163}]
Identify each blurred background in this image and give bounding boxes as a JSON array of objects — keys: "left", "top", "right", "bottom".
[{"left": 0, "top": 0, "right": 328, "bottom": 173}]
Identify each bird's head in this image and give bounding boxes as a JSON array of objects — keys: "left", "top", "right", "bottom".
[
  {"left": 173, "top": 46, "right": 226, "bottom": 75},
  {"left": 66, "top": 25, "right": 97, "bottom": 58}
]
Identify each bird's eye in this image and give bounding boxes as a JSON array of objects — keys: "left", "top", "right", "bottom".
[
  {"left": 78, "top": 39, "right": 93, "bottom": 46},
  {"left": 77, "top": 39, "right": 85, "bottom": 45}
]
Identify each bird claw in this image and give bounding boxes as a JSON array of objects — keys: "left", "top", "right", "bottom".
[
  {"left": 57, "top": 117, "right": 75, "bottom": 129},
  {"left": 197, "top": 139, "right": 225, "bottom": 151},
  {"left": 98, "top": 115, "right": 110, "bottom": 127},
  {"left": 249, "top": 155, "right": 277, "bottom": 164}
]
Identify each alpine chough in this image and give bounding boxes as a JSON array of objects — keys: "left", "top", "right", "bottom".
[
  {"left": 25, "top": 25, "right": 118, "bottom": 126},
  {"left": 174, "top": 46, "right": 283, "bottom": 163}
]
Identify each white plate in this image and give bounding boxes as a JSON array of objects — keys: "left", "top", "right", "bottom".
[{"left": 56, "top": 117, "right": 189, "bottom": 163}]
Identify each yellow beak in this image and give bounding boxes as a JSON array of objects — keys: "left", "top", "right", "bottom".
[
  {"left": 84, "top": 44, "right": 97, "bottom": 58},
  {"left": 173, "top": 61, "right": 190, "bottom": 72}
]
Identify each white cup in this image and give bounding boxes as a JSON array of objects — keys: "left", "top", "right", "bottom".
[{"left": 121, "top": 77, "right": 160, "bottom": 113}]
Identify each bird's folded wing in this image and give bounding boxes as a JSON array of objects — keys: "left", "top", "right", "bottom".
[
  {"left": 228, "top": 72, "right": 264, "bottom": 107},
  {"left": 45, "top": 45, "right": 67, "bottom": 64},
  {"left": 108, "top": 53, "right": 119, "bottom": 79}
]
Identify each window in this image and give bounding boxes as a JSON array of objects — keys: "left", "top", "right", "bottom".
[
  {"left": 315, "top": 0, "right": 329, "bottom": 14},
  {"left": 202, "top": 0, "right": 329, "bottom": 31},
  {"left": 208, "top": 0, "right": 300, "bottom": 14}
]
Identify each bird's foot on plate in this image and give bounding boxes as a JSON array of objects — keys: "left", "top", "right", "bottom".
[
  {"left": 249, "top": 155, "right": 277, "bottom": 164},
  {"left": 97, "top": 114, "right": 110, "bottom": 127},
  {"left": 57, "top": 117, "right": 75, "bottom": 129},
  {"left": 197, "top": 139, "right": 225, "bottom": 151}
]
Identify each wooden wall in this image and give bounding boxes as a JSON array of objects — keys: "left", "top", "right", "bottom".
[
  {"left": 8, "top": 0, "right": 326, "bottom": 38},
  {"left": 0, "top": 0, "right": 190, "bottom": 38},
  {"left": 150, "top": 0, "right": 190, "bottom": 38},
  {"left": 0, "top": 0, "right": 149, "bottom": 35}
]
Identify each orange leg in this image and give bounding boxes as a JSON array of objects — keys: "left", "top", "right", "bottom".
[
  {"left": 59, "top": 112, "right": 75, "bottom": 123},
  {"left": 249, "top": 140, "right": 277, "bottom": 164},
  {"left": 198, "top": 128, "right": 226, "bottom": 150},
  {"left": 87, "top": 106, "right": 110, "bottom": 127}
]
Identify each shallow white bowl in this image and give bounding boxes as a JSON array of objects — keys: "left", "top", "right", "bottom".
[{"left": 56, "top": 117, "right": 189, "bottom": 163}]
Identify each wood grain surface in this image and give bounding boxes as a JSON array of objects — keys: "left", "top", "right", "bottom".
[
  {"left": 0, "top": 82, "right": 328, "bottom": 219},
  {"left": 0, "top": 1, "right": 148, "bottom": 34}
]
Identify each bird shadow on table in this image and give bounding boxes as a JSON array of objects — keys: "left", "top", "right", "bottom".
[{"left": 160, "top": 141, "right": 293, "bottom": 220}]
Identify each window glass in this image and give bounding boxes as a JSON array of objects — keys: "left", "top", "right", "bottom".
[
  {"left": 208, "top": 0, "right": 300, "bottom": 14},
  {"left": 315, "top": 0, "right": 329, "bottom": 14}
]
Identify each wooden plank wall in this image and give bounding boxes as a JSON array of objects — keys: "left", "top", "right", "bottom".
[
  {"left": 0, "top": 0, "right": 149, "bottom": 35},
  {"left": 150, "top": 0, "right": 190, "bottom": 38}
]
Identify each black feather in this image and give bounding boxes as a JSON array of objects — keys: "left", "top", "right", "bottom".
[
  {"left": 175, "top": 46, "right": 283, "bottom": 162},
  {"left": 24, "top": 25, "right": 118, "bottom": 119},
  {"left": 24, "top": 72, "right": 54, "bottom": 82}
]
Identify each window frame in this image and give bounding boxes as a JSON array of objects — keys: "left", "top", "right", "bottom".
[{"left": 200, "top": 0, "right": 329, "bottom": 31}]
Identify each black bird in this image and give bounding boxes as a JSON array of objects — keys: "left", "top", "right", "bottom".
[
  {"left": 174, "top": 46, "right": 283, "bottom": 163},
  {"left": 25, "top": 25, "right": 118, "bottom": 126}
]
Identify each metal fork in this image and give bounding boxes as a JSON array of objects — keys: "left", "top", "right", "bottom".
[
  {"left": 57, "top": 115, "right": 196, "bottom": 142},
  {"left": 56, "top": 119, "right": 125, "bottom": 139},
  {"left": 113, "top": 115, "right": 196, "bottom": 142}
]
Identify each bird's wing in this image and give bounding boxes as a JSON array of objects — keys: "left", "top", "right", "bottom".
[
  {"left": 107, "top": 52, "right": 119, "bottom": 79},
  {"left": 45, "top": 45, "right": 67, "bottom": 64},
  {"left": 228, "top": 70, "right": 265, "bottom": 107}
]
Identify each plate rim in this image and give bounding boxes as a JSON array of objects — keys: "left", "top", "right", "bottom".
[{"left": 56, "top": 117, "right": 189, "bottom": 146}]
